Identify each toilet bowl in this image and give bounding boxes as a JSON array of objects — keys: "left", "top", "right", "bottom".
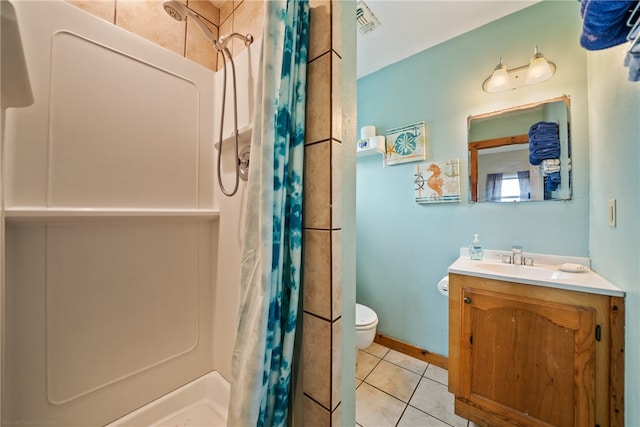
[{"left": 355, "top": 303, "right": 378, "bottom": 349}]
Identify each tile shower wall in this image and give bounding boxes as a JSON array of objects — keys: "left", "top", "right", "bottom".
[
  {"left": 66, "top": 0, "right": 347, "bottom": 425},
  {"left": 303, "top": 1, "right": 344, "bottom": 426},
  {"left": 65, "top": 0, "right": 263, "bottom": 72}
]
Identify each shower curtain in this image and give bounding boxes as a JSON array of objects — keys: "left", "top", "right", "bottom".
[{"left": 228, "top": 1, "right": 309, "bottom": 427}]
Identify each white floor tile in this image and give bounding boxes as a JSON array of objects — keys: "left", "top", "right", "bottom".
[
  {"left": 356, "top": 350, "right": 380, "bottom": 380},
  {"left": 383, "top": 349, "right": 428, "bottom": 376},
  {"left": 425, "top": 364, "right": 448, "bottom": 386},
  {"left": 355, "top": 382, "right": 406, "bottom": 427},
  {"left": 365, "top": 360, "right": 421, "bottom": 403},
  {"left": 409, "top": 378, "right": 468, "bottom": 427},
  {"left": 397, "top": 405, "right": 452, "bottom": 427},
  {"left": 356, "top": 344, "right": 471, "bottom": 427},
  {"left": 362, "top": 342, "right": 390, "bottom": 358}
]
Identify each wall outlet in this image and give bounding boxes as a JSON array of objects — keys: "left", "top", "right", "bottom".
[{"left": 608, "top": 199, "right": 616, "bottom": 227}]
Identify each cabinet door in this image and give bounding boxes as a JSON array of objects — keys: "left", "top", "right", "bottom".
[{"left": 459, "top": 287, "right": 596, "bottom": 426}]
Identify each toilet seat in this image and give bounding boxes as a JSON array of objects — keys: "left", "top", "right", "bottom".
[{"left": 356, "top": 303, "right": 378, "bottom": 329}]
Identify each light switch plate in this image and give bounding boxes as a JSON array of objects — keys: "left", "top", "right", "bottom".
[{"left": 608, "top": 199, "right": 616, "bottom": 227}]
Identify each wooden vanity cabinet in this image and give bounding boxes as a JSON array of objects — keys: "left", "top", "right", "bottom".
[{"left": 448, "top": 273, "right": 625, "bottom": 427}]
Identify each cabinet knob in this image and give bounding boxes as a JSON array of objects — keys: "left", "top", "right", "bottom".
[{"left": 464, "top": 297, "right": 472, "bottom": 304}]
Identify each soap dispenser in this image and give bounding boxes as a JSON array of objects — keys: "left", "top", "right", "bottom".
[{"left": 469, "top": 234, "right": 484, "bottom": 260}]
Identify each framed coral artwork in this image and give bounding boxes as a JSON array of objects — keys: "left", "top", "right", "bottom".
[
  {"left": 414, "top": 159, "right": 461, "bottom": 203},
  {"left": 384, "top": 121, "right": 426, "bottom": 166}
]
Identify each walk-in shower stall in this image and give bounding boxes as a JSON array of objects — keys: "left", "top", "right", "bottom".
[{"left": 1, "top": 1, "right": 259, "bottom": 424}]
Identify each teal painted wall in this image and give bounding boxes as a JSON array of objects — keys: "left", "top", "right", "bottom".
[
  {"left": 586, "top": 45, "right": 640, "bottom": 424},
  {"left": 356, "top": 1, "right": 640, "bottom": 422},
  {"left": 356, "top": 1, "right": 589, "bottom": 356}
]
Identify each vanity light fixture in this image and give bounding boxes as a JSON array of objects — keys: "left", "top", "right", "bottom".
[{"left": 482, "top": 46, "right": 556, "bottom": 93}]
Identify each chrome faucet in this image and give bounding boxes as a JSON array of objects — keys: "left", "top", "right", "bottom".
[
  {"left": 501, "top": 246, "right": 534, "bottom": 265},
  {"left": 504, "top": 245, "right": 534, "bottom": 265},
  {"left": 512, "top": 245, "right": 523, "bottom": 265}
]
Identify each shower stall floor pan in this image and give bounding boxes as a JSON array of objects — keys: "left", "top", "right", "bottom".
[{"left": 107, "top": 371, "right": 229, "bottom": 427}]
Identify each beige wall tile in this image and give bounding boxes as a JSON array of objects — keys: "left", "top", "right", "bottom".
[
  {"left": 332, "top": 403, "right": 342, "bottom": 427},
  {"left": 186, "top": 17, "right": 219, "bottom": 71},
  {"left": 303, "top": 230, "right": 332, "bottom": 319},
  {"left": 231, "top": 0, "right": 264, "bottom": 56},
  {"left": 303, "top": 141, "right": 331, "bottom": 230},
  {"left": 188, "top": 0, "right": 220, "bottom": 25},
  {"left": 220, "top": 0, "right": 234, "bottom": 23},
  {"left": 331, "top": 230, "right": 342, "bottom": 320},
  {"left": 303, "top": 395, "right": 331, "bottom": 427},
  {"left": 305, "top": 53, "right": 332, "bottom": 144},
  {"left": 331, "top": 140, "right": 342, "bottom": 229},
  {"left": 309, "top": 0, "right": 331, "bottom": 62},
  {"left": 116, "top": 0, "right": 186, "bottom": 56},
  {"left": 65, "top": 0, "right": 115, "bottom": 23},
  {"left": 331, "top": 318, "right": 342, "bottom": 410},
  {"left": 331, "top": 52, "right": 342, "bottom": 142},
  {"left": 303, "top": 313, "right": 332, "bottom": 409}
]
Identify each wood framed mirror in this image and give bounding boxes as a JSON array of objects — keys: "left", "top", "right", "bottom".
[{"left": 468, "top": 95, "right": 571, "bottom": 203}]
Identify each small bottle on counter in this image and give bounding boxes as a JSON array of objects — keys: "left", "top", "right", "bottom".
[{"left": 469, "top": 234, "right": 484, "bottom": 260}]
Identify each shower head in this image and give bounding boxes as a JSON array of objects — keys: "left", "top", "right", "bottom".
[
  {"left": 162, "top": 1, "right": 220, "bottom": 48},
  {"left": 162, "top": 1, "right": 188, "bottom": 22}
]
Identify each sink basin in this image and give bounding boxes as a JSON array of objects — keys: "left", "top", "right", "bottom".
[
  {"left": 448, "top": 249, "right": 625, "bottom": 297},
  {"left": 474, "top": 262, "right": 571, "bottom": 281}
]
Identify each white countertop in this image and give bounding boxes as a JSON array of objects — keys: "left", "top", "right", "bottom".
[{"left": 448, "top": 248, "right": 625, "bottom": 297}]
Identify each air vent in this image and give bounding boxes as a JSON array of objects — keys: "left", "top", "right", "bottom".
[{"left": 357, "top": 1, "right": 381, "bottom": 35}]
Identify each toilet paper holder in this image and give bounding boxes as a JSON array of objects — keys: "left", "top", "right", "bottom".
[{"left": 437, "top": 276, "right": 449, "bottom": 296}]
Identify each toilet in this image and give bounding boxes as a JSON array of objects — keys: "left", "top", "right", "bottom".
[{"left": 355, "top": 303, "right": 378, "bottom": 349}]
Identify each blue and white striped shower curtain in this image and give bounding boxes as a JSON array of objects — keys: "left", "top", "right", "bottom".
[{"left": 228, "top": 1, "right": 309, "bottom": 426}]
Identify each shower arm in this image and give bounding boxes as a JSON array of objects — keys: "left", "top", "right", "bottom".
[
  {"left": 218, "top": 33, "right": 255, "bottom": 50},
  {"left": 181, "top": 12, "right": 254, "bottom": 53}
]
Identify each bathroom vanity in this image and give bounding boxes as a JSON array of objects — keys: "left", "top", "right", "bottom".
[{"left": 448, "top": 250, "right": 624, "bottom": 427}]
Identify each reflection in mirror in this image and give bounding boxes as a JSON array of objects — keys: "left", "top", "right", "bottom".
[{"left": 468, "top": 95, "right": 571, "bottom": 203}]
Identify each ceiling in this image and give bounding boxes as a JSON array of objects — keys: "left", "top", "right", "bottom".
[{"left": 356, "top": 0, "right": 541, "bottom": 78}]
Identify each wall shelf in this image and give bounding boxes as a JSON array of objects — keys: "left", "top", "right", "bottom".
[
  {"left": 214, "top": 125, "right": 252, "bottom": 151},
  {"left": 4, "top": 208, "right": 220, "bottom": 223},
  {"left": 356, "top": 146, "right": 380, "bottom": 158}
]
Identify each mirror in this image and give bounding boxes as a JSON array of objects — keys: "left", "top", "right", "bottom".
[{"left": 468, "top": 95, "right": 571, "bottom": 203}]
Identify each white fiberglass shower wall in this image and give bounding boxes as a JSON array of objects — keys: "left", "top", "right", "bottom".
[{"left": 1, "top": 1, "right": 258, "bottom": 424}]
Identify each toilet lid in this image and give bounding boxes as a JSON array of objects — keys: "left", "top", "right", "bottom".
[{"left": 356, "top": 303, "right": 378, "bottom": 327}]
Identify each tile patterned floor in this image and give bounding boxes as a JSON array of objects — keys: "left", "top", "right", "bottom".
[{"left": 356, "top": 342, "right": 478, "bottom": 427}]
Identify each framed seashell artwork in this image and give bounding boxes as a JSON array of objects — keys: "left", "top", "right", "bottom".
[
  {"left": 383, "top": 121, "right": 426, "bottom": 166},
  {"left": 414, "top": 159, "right": 461, "bottom": 203}
]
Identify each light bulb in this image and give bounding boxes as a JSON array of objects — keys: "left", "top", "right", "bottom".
[
  {"left": 526, "top": 47, "right": 553, "bottom": 84},
  {"left": 486, "top": 59, "right": 510, "bottom": 93}
]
